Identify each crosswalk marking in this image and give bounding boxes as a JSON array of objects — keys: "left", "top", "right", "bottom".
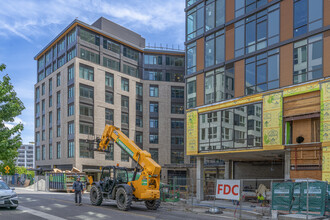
[{"left": 19, "top": 205, "right": 66, "bottom": 220}]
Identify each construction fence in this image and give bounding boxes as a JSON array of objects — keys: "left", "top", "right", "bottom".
[{"left": 161, "top": 177, "right": 330, "bottom": 218}]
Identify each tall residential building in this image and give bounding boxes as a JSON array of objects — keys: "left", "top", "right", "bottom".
[
  {"left": 34, "top": 17, "right": 188, "bottom": 182},
  {"left": 185, "top": 0, "right": 330, "bottom": 199},
  {"left": 16, "top": 144, "right": 35, "bottom": 168}
]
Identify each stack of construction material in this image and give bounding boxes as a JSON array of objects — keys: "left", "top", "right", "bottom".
[{"left": 47, "top": 167, "right": 86, "bottom": 192}]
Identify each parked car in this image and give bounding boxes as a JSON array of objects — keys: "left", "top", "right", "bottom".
[{"left": 0, "top": 180, "right": 18, "bottom": 209}]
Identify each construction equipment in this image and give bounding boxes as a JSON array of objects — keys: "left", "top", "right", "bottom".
[{"left": 89, "top": 125, "right": 161, "bottom": 211}]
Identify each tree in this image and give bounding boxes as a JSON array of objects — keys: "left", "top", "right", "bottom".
[{"left": 0, "top": 64, "right": 25, "bottom": 165}]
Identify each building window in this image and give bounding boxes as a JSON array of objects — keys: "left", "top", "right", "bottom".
[
  {"left": 293, "top": 34, "right": 323, "bottom": 84},
  {"left": 80, "top": 104, "right": 93, "bottom": 117},
  {"left": 149, "top": 85, "right": 159, "bottom": 97},
  {"left": 121, "top": 96, "right": 129, "bottom": 108},
  {"left": 136, "top": 116, "right": 143, "bottom": 127},
  {"left": 38, "top": 71, "right": 45, "bottom": 82},
  {"left": 105, "top": 91, "right": 114, "bottom": 104},
  {"left": 56, "top": 73, "right": 61, "bottom": 87},
  {"left": 58, "top": 38, "right": 65, "bottom": 53},
  {"left": 67, "top": 47, "right": 76, "bottom": 61},
  {"left": 42, "top": 145, "right": 45, "bottom": 160},
  {"left": 103, "top": 57, "right": 120, "bottom": 71},
  {"left": 36, "top": 147, "right": 40, "bottom": 161},
  {"left": 79, "top": 122, "right": 94, "bottom": 135},
  {"left": 68, "top": 65, "right": 74, "bottom": 81},
  {"left": 79, "top": 64, "right": 94, "bottom": 81},
  {"left": 38, "top": 56, "right": 45, "bottom": 71},
  {"left": 187, "top": 77, "right": 196, "bottom": 108},
  {"left": 56, "top": 142, "right": 61, "bottom": 159},
  {"left": 68, "top": 121, "right": 74, "bottom": 135},
  {"left": 103, "top": 38, "right": 120, "bottom": 54},
  {"left": 146, "top": 71, "right": 163, "bottom": 81},
  {"left": 105, "top": 72, "right": 114, "bottom": 88},
  {"left": 186, "top": 3, "right": 204, "bottom": 40},
  {"left": 41, "top": 100, "right": 45, "bottom": 114},
  {"left": 235, "top": 4, "right": 280, "bottom": 57},
  {"left": 80, "top": 28, "right": 100, "bottom": 46},
  {"left": 187, "top": 42, "right": 196, "bottom": 75},
  {"left": 245, "top": 48, "right": 279, "bottom": 95},
  {"left": 121, "top": 112, "right": 129, "bottom": 125},
  {"left": 145, "top": 55, "right": 162, "bottom": 65},
  {"left": 149, "top": 148, "right": 159, "bottom": 163},
  {"left": 150, "top": 102, "right": 159, "bottom": 113},
  {"left": 68, "top": 140, "right": 74, "bottom": 158},
  {"left": 171, "top": 103, "right": 184, "bottom": 114},
  {"left": 123, "top": 46, "right": 139, "bottom": 61},
  {"left": 171, "top": 135, "right": 184, "bottom": 145},
  {"left": 121, "top": 149, "right": 129, "bottom": 162},
  {"left": 171, "top": 149, "right": 184, "bottom": 164},
  {"left": 136, "top": 83, "right": 143, "bottom": 96},
  {"left": 80, "top": 84, "right": 94, "bottom": 99},
  {"left": 136, "top": 100, "right": 143, "bottom": 112},
  {"left": 56, "top": 92, "right": 60, "bottom": 107},
  {"left": 294, "top": 0, "right": 323, "bottom": 37},
  {"left": 105, "top": 143, "right": 114, "bottom": 160},
  {"left": 135, "top": 132, "right": 143, "bottom": 145},
  {"left": 149, "top": 134, "right": 159, "bottom": 144},
  {"left": 49, "top": 78, "right": 52, "bottom": 94},
  {"left": 123, "top": 64, "right": 138, "bottom": 77},
  {"left": 80, "top": 48, "right": 100, "bottom": 64},
  {"left": 150, "top": 118, "right": 159, "bottom": 128},
  {"left": 36, "top": 117, "right": 40, "bottom": 128},
  {"left": 121, "top": 77, "right": 129, "bottom": 91},
  {"left": 67, "top": 28, "right": 76, "bottom": 45},
  {"left": 166, "top": 72, "right": 184, "bottom": 82},
  {"left": 57, "top": 55, "right": 65, "bottom": 68},
  {"left": 199, "top": 103, "right": 262, "bottom": 152},
  {"left": 68, "top": 85, "right": 74, "bottom": 99},
  {"left": 45, "top": 66, "right": 51, "bottom": 76},
  {"left": 68, "top": 103, "right": 74, "bottom": 116},
  {"left": 36, "top": 87, "right": 40, "bottom": 101},
  {"left": 42, "top": 130, "right": 45, "bottom": 141},
  {"left": 57, "top": 109, "right": 61, "bottom": 124},
  {"left": 79, "top": 140, "right": 94, "bottom": 158},
  {"left": 165, "top": 56, "right": 184, "bottom": 67},
  {"left": 49, "top": 96, "right": 52, "bottom": 107},
  {"left": 57, "top": 125, "right": 61, "bottom": 137},
  {"left": 235, "top": 0, "right": 267, "bottom": 17},
  {"left": 49, "top": 111, "right": 53, "bottom": 125},
  {"left": 171, "top": 119, "right": 184, "bottom": 129},
  {"left": 42, "top": 116, "right": 45, "bottom": 129},
  {"left": 205, "top": 29, "right": 225, "bottom": 68},
  {"left": 49, "top": 144, "right": 53, "bottom": 160},
  {"left": 36, "top": 132, "right": 40, "bottom": 146},
  {"left": 105, "top": 108, "right": 114, "bottom": 122},
  {"left": 36, "top": 103, "right": 40, "bottom": 116},
  {"left": 49, "top": 128, "right": 53, "bottom": 141},
  {"left": 41, "top": 83, "right": 45, "bottom": 96}
]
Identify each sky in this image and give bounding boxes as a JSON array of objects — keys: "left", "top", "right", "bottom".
[{"left": 0, "top": 0, "right": 186, "bottom": 144}]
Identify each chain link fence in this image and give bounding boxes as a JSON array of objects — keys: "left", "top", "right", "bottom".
[{"left": 160, "top": 177, "right": 330, "bottom": 219}]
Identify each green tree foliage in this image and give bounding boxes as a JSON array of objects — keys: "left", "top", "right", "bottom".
[
  {"left": 0, "top": 64, "right": 25, "bottom": 164},
  {"left": 15, "top": 166, "right": 34, "bottom": 177}
]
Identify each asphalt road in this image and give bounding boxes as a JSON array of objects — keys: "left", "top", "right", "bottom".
[{"left": 0, "top": 188, "right": 230, "bottom": 220}]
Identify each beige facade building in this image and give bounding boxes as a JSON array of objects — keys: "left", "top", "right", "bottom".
[{"left": 34, "top": 17, "right": 189, "bottom": 182}]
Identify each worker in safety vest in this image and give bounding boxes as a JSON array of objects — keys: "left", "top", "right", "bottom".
[{"left": 257, "top": 193, "right": 266, "bottom": 207}]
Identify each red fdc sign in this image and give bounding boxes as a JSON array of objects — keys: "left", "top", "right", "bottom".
[{"left": 215, "top": 180, "right": 240, "bottom": 200}]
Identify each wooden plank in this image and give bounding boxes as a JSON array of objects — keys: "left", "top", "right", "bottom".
[
  {"left": 284, "top": 106, "right": 320, "bottom": 117},
  {"left": 284, "top": 90, "right": 320, "bottom": 102},
  {"left": 290, "top": 170, "right": 322, "bottom": 180},
  {"left": 284, "top": 96, "right": 320, "bottom": 111}
]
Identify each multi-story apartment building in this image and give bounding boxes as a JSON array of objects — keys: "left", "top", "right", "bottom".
[
  {"left": 185, "top": 0, "right": 330, "bottom": 199},
  {"left": 16, "top": 144, "right": 35, "bottom": 168},
  {"left": 34, "top": 17, "right": 188, "bottom": 182}
]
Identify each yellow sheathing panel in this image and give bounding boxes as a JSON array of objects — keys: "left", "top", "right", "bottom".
[
  {"left": 196, "top": 146, "right": 284, "bottom": 156},
  {"left": 322, "top": 146, "right": 330, "bottom": 182},
  {"left": 186, "top": 110, "right": 199, "bottom": 155},
  {"left": 283, "top": 82, "right": 320, "bottom": 97},
  {"left": 198, "top": 94, "right": 262, "bottom": 114},
  {"left": 321, "top": 81, "right": 330, "bottom": 142},
  {"left": 263, "top": 92, "right": 283, "bottom": 149}
]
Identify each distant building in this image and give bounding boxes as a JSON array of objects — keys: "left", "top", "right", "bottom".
[
  {"left": 16, "top": 144, "right": 35, "bottom": 168},
  {"left": 34, "top": 17, "right": 191, "bottom": 182}
]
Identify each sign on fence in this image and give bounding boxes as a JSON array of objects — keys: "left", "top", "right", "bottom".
[{"left": 215, "top": 180, "right": 240, "bottom": 200}]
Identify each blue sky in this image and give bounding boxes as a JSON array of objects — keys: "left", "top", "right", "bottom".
[{"left": 0, "top": 0, "right": 185, "bottom": 144}]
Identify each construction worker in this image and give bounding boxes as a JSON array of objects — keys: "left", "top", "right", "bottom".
[
  {"left": 257, "top": 193, "right": 265, "bottom": 207},
  {"left": 72, "top": 176, "right": 84, "bottom": 206}
]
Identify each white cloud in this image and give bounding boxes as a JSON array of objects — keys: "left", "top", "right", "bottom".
[
  {"left": 0, "top": 0, "right": 185, "bottom": 43},
  {"left": 4, "top": 117, "right": 26, "bottom": 129}
]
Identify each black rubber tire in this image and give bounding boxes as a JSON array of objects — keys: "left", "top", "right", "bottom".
[
  {"left": 90, "top": 185, "right": 103, "bottom": 206},
  {"left": 116, "top": 187, "right": 132, "bottom": 211},
  {"left": 145, "top": 199, "right": 161, "bottom": 210}
]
